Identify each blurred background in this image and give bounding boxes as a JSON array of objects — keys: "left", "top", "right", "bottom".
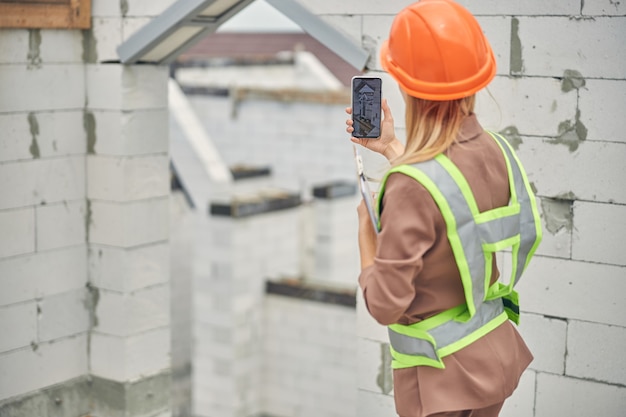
[{"left": 0, "top": 1, "right": 625, "bottom": 417}]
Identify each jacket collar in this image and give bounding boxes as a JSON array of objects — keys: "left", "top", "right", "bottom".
[{"left": 457, "top": 113, "right": 484, "bottom": 143}]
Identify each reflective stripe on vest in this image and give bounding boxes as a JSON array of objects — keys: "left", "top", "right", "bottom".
[
  {"left": 378, "top": 131, "right": 542, "bottom": 369},
  {"left": 388, "top": 299, "right": 509, "bottom": 369}
]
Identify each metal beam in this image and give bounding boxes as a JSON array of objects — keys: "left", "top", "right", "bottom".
[
  {"left": 117, "top": 0, "right": 255, "bottom": 64},
  {"left": 265, "top": 0, "right": 369, "bottom": 70},
  {"left": 117, "top": 0, "right": 370, "bottom": 70}
]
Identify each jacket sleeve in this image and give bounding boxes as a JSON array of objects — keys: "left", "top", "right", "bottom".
[{"left": 358, "top": 172, "right": 440, "bottom": 325}]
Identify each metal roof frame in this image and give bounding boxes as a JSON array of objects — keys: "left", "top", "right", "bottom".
[
  {"left": 118, "top": 0, "right": 255, "bottom": 64},
  {"left": 117, "top": 0, "right": 369, "bottom": 70},
  {"left": 264, "top": 0, "right": 369, "bottom": 71}
]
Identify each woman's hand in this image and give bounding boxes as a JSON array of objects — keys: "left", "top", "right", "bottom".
[
  {"left": 356, "top": 199, "right": 377, "bottom": 270},
  {"left": 346, "top": 98, "right": 405, "bottom": 161}
]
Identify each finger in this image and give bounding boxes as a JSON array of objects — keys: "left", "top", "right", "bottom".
[
  {"left": 346, "top": 118, "right": 353, "bottom": 126},
  {"left": 381, "top": 98, "right": 393, "bottom": 122},
  {"left": 345, "top": 107, "right": 353, "bottom": 115},
  {"left": 356, "top": 199, "right": 367, "bottom": 214}
]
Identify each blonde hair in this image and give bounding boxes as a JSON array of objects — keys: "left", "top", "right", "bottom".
[{"left": 393, "top": 94, "right": 476, "bottom": 166}]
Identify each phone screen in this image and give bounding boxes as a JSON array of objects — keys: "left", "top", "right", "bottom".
[{"left": 351, "top": 76, "right": 382, "bottom": 139}]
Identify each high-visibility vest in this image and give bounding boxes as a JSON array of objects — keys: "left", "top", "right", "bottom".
[{"left": 376, "top": 131, "right": 542, "bottom": 369}]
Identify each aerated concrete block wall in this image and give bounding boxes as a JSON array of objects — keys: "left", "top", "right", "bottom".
[
  {"left": 263, "top": 292, "right": 357, "bottom": 417},
  {"left": 0, "top": 1, "right": 175, "bottom": 416},
  {"left": 311, "top": 186, "right": 361, "bottom": 286},
  {"left": 193, "top": 200, "right": 302, "bottom": 417},
  {"left": 187, "top": 95, "right": 365, "bottom": 194},
  {"left": 0, "top": 18, "right": 91, "bottom": 417},
  {"left": 305, "top": 1, "right": 626, "bottom": 416}
]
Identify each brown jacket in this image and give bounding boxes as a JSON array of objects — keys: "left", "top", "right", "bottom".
[{"left": 358, "top": 115, "right": 532, "bottom": 416}]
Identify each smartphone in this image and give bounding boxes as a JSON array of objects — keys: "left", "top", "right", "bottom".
[{"left": 351, "top": 76, "right": 382, "bottom": 139}]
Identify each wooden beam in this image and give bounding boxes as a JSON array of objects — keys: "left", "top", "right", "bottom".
[{"left": 0, "top": 0, "right": 91, "bottom": 29}]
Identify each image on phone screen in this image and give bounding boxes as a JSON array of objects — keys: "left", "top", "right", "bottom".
[{"left": 351, "top": 77, "right": 382, "bottom": 139}]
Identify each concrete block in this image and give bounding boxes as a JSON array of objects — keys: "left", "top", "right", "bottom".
[
  {"left": 0, "top": 29, "right": 28, "bottom": 64},
  {"left": 315, "top": 203, "right": 360, "bottom": 233},
  {"left": 516, "top": 256, "right": 626, "bottom": 327},
  {"left": 259, "top": 296, "right": 357, "bottom": 417},
  {"left": 91, "top": 0, "right": 124, "bottom": 17},
  {"left": 0, "top": 334, "right": 88, "bottom": 400},
  {"left": 320, "top": 15, "right": 362, "bottom": 45},
  {"left": 261, "top": 392, "right": 298, "bottom": 417},
  {"left": 356, "top": 389, "right": 396, "bottom": 417},
  {"left": 359, "top": 16, "right": 396, "bottom": 72},
  {"left": 122, "top": 17, "right": 152, "bottom": 42},
  {"left": 0, "top": 301, "right": 37, "bottom": 352},
  {"left": 91, "top": 109, "right": 169, "bottom": 156},
  {"left": 475, "top": 16, "right": 512, "bottom": 76},
  {"left": 86, "top": 64, "right": 169, "bottom": 111},
  {"left": 500, "top": 370, "right": 536, "bottom": 417},
  {"left": 357, "top": 338, "right": 392, "bottom": 395},
  {"left": 39, "top": 29, "right": 83, "bottom": 63},
  {"left": 579, "top": 79, "right": 626, "bottom": 143},
  {"left": 38, "top": 288, "right": 90, "bottom": 342},
  {"left": 567, "top": 320, "right": 626, "bottom": 386},
  {"left": 356, "top": 289, "right": 388, "bottom": 343},
  {"left": 0, "top": 65, "right": 85, "bottom": 113},
  {"left": 0, "top": 156, "right": 85, "bottom": 210},
  {"left": 0, "top": 111, "right": 86, "bottom": 163},
  {"left": 534, "top": 196, "right": 572, "bottom": 259},
  {"left": 572, "top": 201, "right": 626, "bottom": 266},
  {"left": 89, "top": 197, "right": 169, "bottom": 247},
  {"left": 36, "top": 200, "right": 86, "bottom": 251},
  {"left": 0, "top": 29, "right": 81, "bottom": 65},
  {"left": 515, "top": 140, "right": 626, "bottom": 205},
  {"left": 583, "top": 0, "right": 626, "bottom": 15},
  {"left": 517, "top": 313, "right": 566, "bottom": 374},
  {"left": 89, "top": 242, "right": 169, "bottom": 292},
  {"left": 302, "top": 0, "right": 417, "bottom": 15},
  {"left": 87, "top": 155, "right": 169, "bottom": 201},
  {"left": 517, "top": 16, "right": 626, "bottom": 78},
  {"left": 0, "top": 245, "right": 87, "bottom": 307},
  {"left": 457, "top": 0, "right": 581, "bottom": 15},
  {"left": 124, "top": 0, "right": 176, "bottom": 17},
  {"left": 0, "top": 207, "right": 35, "bottom": 258},
  {"left": 91, "top": 17, "right": 124, "bottom": 63},
  {"left": 192, "top": 400, "right": 238, "bottom": 417},
  {"left": 95, "top": 285, "right": 170, "bottom": 337},
  {"left": 151, "top": 411, "right": 172, "bottom": 417},
  {"left": 535, "top": 373, "right": 626, "bottom": 417},
  {"left": 475, "top": 76, "right": 577, "bottom": 136},
  {"left": 90, "top": 327, "right": 170, "bottom": 382}
]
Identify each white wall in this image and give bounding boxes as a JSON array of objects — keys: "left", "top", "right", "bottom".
[
  {"left": 263, "top": 294, "right": 357, "bottom": 417},
  {"left": 0, "top": 23, "right": 89, "bottom": 405},
  {"left": 302, "top": 1, "right": 626, "bottom": 416},
  {"left": 193, "top": 204, "right": 302, "bottom": 417},
  {"left": 187, "top": 94, "right": 356, "bottom": 192},
  {"left": 0, "top": 1, "right": 175, "bottom": 415}
]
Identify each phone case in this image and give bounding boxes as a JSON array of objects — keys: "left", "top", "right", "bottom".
[{"left": 351, "top": 76, "right": 382, "bottom": 139}]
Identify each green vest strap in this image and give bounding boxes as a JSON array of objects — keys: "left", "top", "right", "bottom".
[{"left": 389, "top": 299, "right": 509, "bottom": 369}]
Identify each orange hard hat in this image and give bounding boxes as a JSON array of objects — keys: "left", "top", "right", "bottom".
[{"left": 380, "top": 0, "right": 496, "bottom": 101}]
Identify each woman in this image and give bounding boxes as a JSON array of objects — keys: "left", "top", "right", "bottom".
[{"left": 345, "top": 1, "right": 542, "bottom": 416}]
